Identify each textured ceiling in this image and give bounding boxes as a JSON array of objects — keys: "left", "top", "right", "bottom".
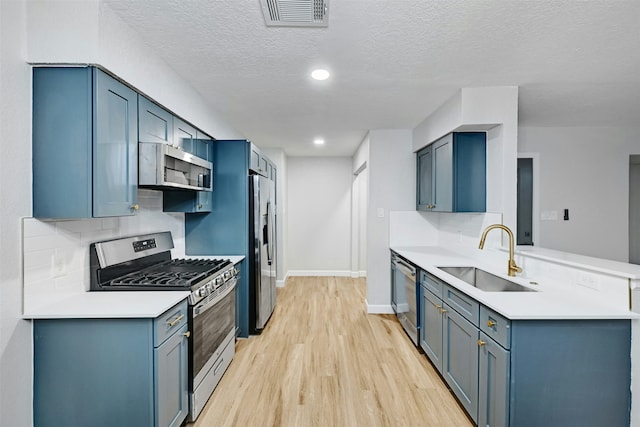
[{"left": 104, "top": 0, "right": 640, "bottom": 156}]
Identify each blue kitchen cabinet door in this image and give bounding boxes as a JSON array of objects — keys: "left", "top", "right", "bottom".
[
  {"left": 163, "top": 189, "right": 212, "bottom": 213},
  {"left": 174, "top": 117, "right": 197, "bottom": 154},
  {"left": 93, "top": 69, "right": 139, "bottom": 217},
  {"left": 139, "top": 95, "right": 174, "bottom": 144},
  {"left": 154, "top": 324, "right": 189, "bottom": 427},
  {"left": 416, "top": 144, "right": 433, "bottom": 210},
  {"left": 32, "top": 67, "right": 138, "bottom": 218},
  {"left": 442, "top": 304, "right": 479, "bottom": 423},
  {"left": 478, "top": 331, "right": 510, "bottom": 427},
  {"left": 420, "top": 288, "right": 444, "bottom": 372},
  {"left": 432, "top": 134, "right": 453, "bottom": 212}
]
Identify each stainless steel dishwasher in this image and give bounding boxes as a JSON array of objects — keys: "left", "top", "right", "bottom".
[{"left": 391, "top": 252, "right": 419, "bottom": 345}]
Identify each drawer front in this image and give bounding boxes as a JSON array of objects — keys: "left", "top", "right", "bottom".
[
  {"left": 480, "top": 306, "right": 511, "bottom": 349},
  {"left": 443, "top": 284, "right": 479, "bottom": 326},
  {"left": 154, "top": 300, "right": 188, "bottom": 347},
  {"left": 421, "top": 271, "right": 443, "bottom": 298}
]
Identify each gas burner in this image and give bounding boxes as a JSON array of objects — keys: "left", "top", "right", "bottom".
[{"left": 89, "top": 232, "right": 237, "bottom": 304}]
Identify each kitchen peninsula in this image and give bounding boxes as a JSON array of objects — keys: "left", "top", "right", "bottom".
[{"left": 389, "top": 212, "right": 639, "bottom": 427}]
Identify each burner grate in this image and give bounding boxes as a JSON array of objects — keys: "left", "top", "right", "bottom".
[{"left": 108, "top": 258, "right": 232, "bottom": 288}]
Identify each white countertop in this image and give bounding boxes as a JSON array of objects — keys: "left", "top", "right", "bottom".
[
  {"left": 391, "top": 246, "right": 639, "bottom": 320},
  {"left": 23, "top": 291, "right": 191, "bottom": 319},
  {"left": 23, "top": 255, "right": 245, "bottom": 319}
]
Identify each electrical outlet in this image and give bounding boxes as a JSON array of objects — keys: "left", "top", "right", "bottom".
[
  {"left": 575, "top": 271, "right": 600, "bottom": 290},
  {"left": 377, "top": 208, "right": 384, "bottom": 218},
  {"left": 51, "top": 249, "right": 67, "bottom": 278}
]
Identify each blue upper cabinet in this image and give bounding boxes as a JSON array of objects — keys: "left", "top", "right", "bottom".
[
  {"left": 33, "top": 67, "right": 138, "bottom": 218},
  {"left": 139, "top": 95, "right": 173, "bottom": 145},
  {"left": 416, "top": 132, "right": 486, "bottom": 213},
  {"left": 173, "top": 117, "right": 197, "bottom": 154}
]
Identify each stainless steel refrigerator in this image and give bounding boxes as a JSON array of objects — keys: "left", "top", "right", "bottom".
[{"left": 248, "top": 174, "right": 277, "bottom": 333}]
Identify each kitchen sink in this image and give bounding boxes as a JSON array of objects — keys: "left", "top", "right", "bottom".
[{"left": 437, "top": 266, "right": 536, "bottom": 292}]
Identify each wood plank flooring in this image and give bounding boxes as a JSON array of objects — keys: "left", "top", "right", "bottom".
[{"left": 189, "top": 276, "right": 473, "bottom": 427}]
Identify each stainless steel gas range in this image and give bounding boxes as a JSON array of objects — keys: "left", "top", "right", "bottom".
[{"left": 89, "top": 231, "right": 237, "bottom": 422}]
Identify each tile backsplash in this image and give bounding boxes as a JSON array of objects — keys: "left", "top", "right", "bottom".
[{"left": 23, "top": 190, "right": 185, "bottom": 311}]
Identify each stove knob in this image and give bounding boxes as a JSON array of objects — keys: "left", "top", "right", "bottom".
[
  {"left": 216, "top": 277, "right": 223, "bottom": 286},
  {"left": 199, "top": 288, "right": 207, "bottom": 297}
]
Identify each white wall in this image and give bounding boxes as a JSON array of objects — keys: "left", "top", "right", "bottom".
[
  {"left": 26, "top": 0, "right": 244, "bottom": 141},
  {"left": 366, "top": 129, "right": 415, "bottom": 312},
  {"left": 519, "top": 126, "right": 640, "bottom": 262},
  {"left": 286, "top": 157, "right": 353, "bottom": 275},
  {"left": 0, "top": 1, "right": 243, "bottom": 424},
  {"left": 262, "top": 148, "right": 288, "bottom": 285},
  {"left": 0, "top": 2, "right": 33, "bottom": 425}
]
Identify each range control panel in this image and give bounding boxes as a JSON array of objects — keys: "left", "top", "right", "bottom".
[{"left": 133, "top": 238, "right": 157, "bottom": 252}]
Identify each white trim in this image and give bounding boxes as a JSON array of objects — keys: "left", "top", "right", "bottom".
[
  {"left": 350, "top": 270, "right": 367, "bottom": 278},
  {"left": 287, "top": 270, "right": 352, "bottom": 277},
  {"left": 366, "top": 302, "right": 395, "bottom": 314}
]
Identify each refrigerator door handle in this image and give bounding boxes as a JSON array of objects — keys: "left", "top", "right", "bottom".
[{"left": 266, "top": 202, "right": 273, "bottom": 265}]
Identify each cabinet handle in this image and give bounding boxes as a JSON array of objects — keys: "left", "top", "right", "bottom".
[
  {"left": 477, "top": 339, "right": 486, "bottom": 347},
  {"left": 198, "top": 204, "right": 203, "bottom": 209},
  {"left": 131, "top": 204, "right": 140, "bottom": 211},
  {"left": 183, "top": 331, "right": 191, "bottom": 338},
  {"left": 440, "top": 308, "right": 447, "bottom": 314},
  {"left": 435, "top": 304, "right": 443, "bottom": 310},
  {"left": 167, "top": 314, "right": 184, "bottom": 327},
  {"left": 487, "top": 319, "right": 497, "bottom": 328}
]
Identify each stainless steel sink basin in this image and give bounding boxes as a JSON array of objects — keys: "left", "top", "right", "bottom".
[{"left": 437, "top": 266, "right": 536, "bottom": 292}]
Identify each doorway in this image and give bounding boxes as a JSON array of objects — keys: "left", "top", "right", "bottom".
[
  {"left": 351, "top": 163, "right": 367, "bottom": 277},
  {"left": 517, "top": 153, "right": 539, "bottom": 246},
  {"left": 630, "top": 155, "right": 640, "bottom": 264}
]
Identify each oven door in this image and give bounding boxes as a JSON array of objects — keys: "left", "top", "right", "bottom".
[{"left": 190, "top": 277, "right": 236, "bottom": 388}]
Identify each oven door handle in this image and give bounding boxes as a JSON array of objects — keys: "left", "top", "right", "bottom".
[{"left": 193, "top": 277, "right": 237, "bottom": 317}]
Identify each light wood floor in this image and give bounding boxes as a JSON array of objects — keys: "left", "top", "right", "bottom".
[{"left": 190, "top": 276, "right": 473, "bottom": 427}]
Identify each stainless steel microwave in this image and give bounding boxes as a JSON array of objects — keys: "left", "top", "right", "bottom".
[{"left": 139, "top": 142, "right": 213, "bottom": 192}]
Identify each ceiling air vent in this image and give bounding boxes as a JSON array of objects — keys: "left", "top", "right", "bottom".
[{"left": 260, "top": 0, "right": 329, "bottom": 27}]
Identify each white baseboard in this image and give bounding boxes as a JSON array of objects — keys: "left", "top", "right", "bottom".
[
  {"left": 366, "top": 302, "right": 395, "bottom": 314},
  {"left": 350, "top": 270, "right": 367, "bottom": 278},
  {"left": 287, "top": 270, "right": 352, "bottom": 277}
]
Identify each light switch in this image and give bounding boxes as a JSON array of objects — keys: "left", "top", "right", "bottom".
[
  {"left": 377, "top": 208, "right": 384, "bottom": 218},
  {"left": 541, "top": 210, "right": 558, "bottom": 221}
]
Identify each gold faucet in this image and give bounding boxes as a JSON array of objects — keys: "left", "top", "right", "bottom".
[{"left": 478, "top": 224, "right": 523, "bottom": 277}]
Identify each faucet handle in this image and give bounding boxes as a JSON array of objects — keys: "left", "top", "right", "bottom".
[{"left": 508, "top": 260, "right": 523, "bottom": 276}]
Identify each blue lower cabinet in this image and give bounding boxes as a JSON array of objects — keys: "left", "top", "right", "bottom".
[
  {"left": 420, "top": 287, "right": 444, "bottom": 371},
  {"left": 478, "top": 331, "right": 510, "bottom": 427},
  {"left": 419, "top": 282, "right": 632, "bottom": 426},
  {"left": 442, "top": 305, "right": 479, "bottom": 423},
  {"left": 507, "top": 320, "right": 631, "bottom": 427},
  {"left": 33, "top": 301, "right": 189, "bottom": 427}
]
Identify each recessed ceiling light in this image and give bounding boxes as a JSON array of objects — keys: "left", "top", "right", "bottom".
[
  {"left": 314, "top": 138, "right": 325, "bottom": 145},
  {"left": 311, "top": 69, "right": 330, "bottom": 81}
]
